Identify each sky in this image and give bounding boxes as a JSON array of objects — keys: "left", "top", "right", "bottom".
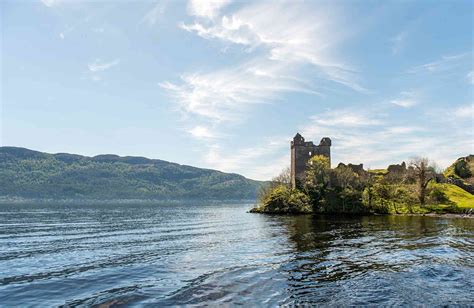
[{"left": 1, "top": 0, "right": 473, "bottom": 180}]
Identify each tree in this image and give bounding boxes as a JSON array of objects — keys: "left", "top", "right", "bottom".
[
  {"left": 332, "top": 165, "right": 360, "bottom": 211},
  {"left": 333, "top": 165, "right": 359, "bottom": 190},
  {"left": 272, "top": 167, "right": 291, "bottom": 188},
  {"left": 304, "top": 155, "right": 331, "bottom": 204},
  {"left": 409, "top": 157, "right": 436, "bottom": 206},
  {"left": 257, "top": 167, "right": 291, "bottom": 205},
  {"left": 361, "top": 172, "right": 377, "bottom": 208}
]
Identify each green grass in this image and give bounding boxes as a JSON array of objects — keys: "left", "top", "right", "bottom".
[
  {"left": 368, "top": 169, "right": 388, "bottom": 175},
  {"left": 437, "top": 183, "right": 474, "bottom": 208},
  {"left": 381, "top": 183, "right": 473, "bottom": 215},
  {"left": 443, "top": 165, "right": 459, "bottom": 178},
  {"left": 411, "top": 183, "right": 474, "bottom": 214}
]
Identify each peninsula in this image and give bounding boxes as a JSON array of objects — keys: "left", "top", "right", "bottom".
[{"left": 251, "top": 133, "right": 474, "bottom": 215}]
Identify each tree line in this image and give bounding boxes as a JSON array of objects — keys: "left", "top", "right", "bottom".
[{"left": 252, "top": 155, "right": 450, "bottom": 214}]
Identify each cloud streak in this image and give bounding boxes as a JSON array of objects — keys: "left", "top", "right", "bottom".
[
  {"left": 187, "top": 0, "right": 231, "bottom": 19},
  {"left": 301, "top": 106, "right": 472, "bottom": 170},
  {"left": 163, "top": 1, "right": 365, "bottom": 127},
  {"left": 407, "top": 53, "right": 469, "bottom": 74},
  {"left": 87, "top": 59, "right": 120, "bottom": 72},
  {"left": 40, "top": 0, "right": 59, "bottom": 7},
  {"left": 141, "top": 1, "right": 168, "bottom": 26},
  {"left": 390, "top": 91, "right": 418, "bottom": 108},
  {"left": 187, "top": 125, "right": 218, "bottom": 140},
  {"left": 160, "top": 60, "right": 319, "bottom": 122}
]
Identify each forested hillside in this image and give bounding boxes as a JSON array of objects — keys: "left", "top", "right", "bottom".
[{"left": 0, "top": 147, "right": 262, "bottom": 200}]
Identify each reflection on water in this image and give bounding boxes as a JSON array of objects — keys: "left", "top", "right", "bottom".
[{"left": 0, "top": 203, "right": 473, "bottom": 306}]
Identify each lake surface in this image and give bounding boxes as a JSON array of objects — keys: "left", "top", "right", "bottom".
[{"left": 0, "top": 202, "right": 473, "bottom": 306}]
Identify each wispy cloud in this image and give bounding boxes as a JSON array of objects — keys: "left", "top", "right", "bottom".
[
  {"left": 40, "top": 0, "right": 59, "bottom": 7},
  {"left": 407, "top": 53, "right": 469, "bottom": 74},
  {"left": 163, "top": 1, "right": 365, "bottom": 125},
  {"left": 187, "top": 0, "right": 231, "bottom": 19},
  {"left": 187, "top": 125, "right": 217, "bottom": 140},
  {"left": 310, "top": 110, "right": 382, "bottom": 127},
  {"left": 202, "top": 137, "right": 289, "bottom": 180},
  {"left": 159, "top": 0, "right": 370, "bottom": 179},
  {"left": 88, "top": 59, "right": 120, "bottom": 72},
  {"left": 180, "top": 2, "right": 364, "bottom": 90},
  {"left": 468, "top": 71, "right": 474, "bottom": 85},
  {"left": 142, "top": 1, "right": 168, "bottom": 26},
  {"left": 390, "top": 91, "right": 418, "bottom": 108},
  {"left": 160, "top": 60, "right": 319, "bottom": 122},
  {"left": 301, "top": 105, "right": 472, "bottom": 169},
  {"left": 453, "top": 104, "right": 473, "bottom": 119},
  {"left": 390, "top": 99, "right": 417, "bottom": 108},
  {"left": 390, "top": 32, "right": 406, "bottom": 55}
]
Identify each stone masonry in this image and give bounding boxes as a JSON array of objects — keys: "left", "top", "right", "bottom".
[{"left": 291, "top": 133, "right": 331, "bottom": 188}]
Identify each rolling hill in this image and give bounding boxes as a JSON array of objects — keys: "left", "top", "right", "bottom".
[{"left": 0, "top": 147, "right": 263, "bottom": 201}]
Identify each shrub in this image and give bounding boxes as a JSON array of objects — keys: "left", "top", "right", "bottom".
[
  {"left": 253, "top": 185, "right": 312, "bottom": 214},
  {"left": 427, "top": 184, "right": 451, "bottom": 204},
  {"left": 454, "top": 159, "right": 472, "bottom": 178}
]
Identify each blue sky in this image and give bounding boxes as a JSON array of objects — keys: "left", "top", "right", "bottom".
[{"left": 2, "top": 0, "right": 473, "bottom": 180}]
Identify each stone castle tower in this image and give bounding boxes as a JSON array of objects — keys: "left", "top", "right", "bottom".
[{"left": 291, "top": 133, "right": 331, "bottom": 188}]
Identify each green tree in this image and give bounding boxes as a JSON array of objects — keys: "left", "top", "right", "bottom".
[
  {"left": 257, "top": 167, "right": 291, "bottom": 205},
  {"left": 454, "top": 159, "right": 472, "bottom": 178},
  {"left": 255, "top": 185, "right": 311, "bottom": 214},
  {"left": 332, "top": 165, "right": 360, "bottom": 211},
  {"left": 361, "top": 172, "right": 377, "bottom": 208},
  {"left": 304, "top": 155, "right": 331, "bottom": 205}
]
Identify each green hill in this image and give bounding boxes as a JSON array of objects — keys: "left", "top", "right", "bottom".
[
  {"left": 0, "top": 147, "right": 263, "bottom": 201},
  {"left": 444, "top": 155, "right": 474, "bottom": 182}
]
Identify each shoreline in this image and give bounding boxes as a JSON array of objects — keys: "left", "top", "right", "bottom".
[
  {"left": 391, "top": 212, "right": 473, "bottom": 219},
  {"left": 250, "top": 209, "right": 474, "bottom": 218}
]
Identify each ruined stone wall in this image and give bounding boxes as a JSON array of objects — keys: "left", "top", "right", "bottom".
[{"left": 291, "top": 134, "right": 331, "bottom": 188}]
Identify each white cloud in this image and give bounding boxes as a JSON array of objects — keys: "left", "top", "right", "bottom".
[
  {"left": 310, "top": 110, "right": 382, "bottom": 127},
  {"left": 390, "top": 32, "right": 406, "bottom": 55},
  {"left": 87, "top": 59, "right": 120, "bottom": 72},
  {"left": 160, "top": 1, "right": 370, "bottom": 179},
  {"left": 188, "top": 125, "right": 217, "bottom": 139},
  {"left": 468, "top": 71, "right": 474, "bottom": 85},
  {"left": 390, "top": 91, "right": 418, "bottom": 108},
  {"left": 180, "top": 1, "right": 364, "bottom": 92},
  {"left": 164, "top": 1, "right": 365, "bottom": 124},
  {"left": 385, "top": 126, "right": 422, "bottom": 134},
  {"left": 202, "top": 138, "right": 289, "bottom": 180},
  {"left": 390, "top": 99, "right": 417, "bottom": 108},
  {"left": 407, "top": 53, "right": 468, "bottom": 74},
  {"left": 453, "top": 104, "right": 474, "bottom": 119},
  {"left": 187, "top": 0, "right": 231, "bottom": 19},
  {"left": 40, "top": 0, "right": 59, "bottom": 7},
  {"left": 301, "top": 105, "right": 472, "bottom": 170},
  {"left": 160, "top": 60, "right": 319, "bottom": 122},
  {"left": 142, "top": 1, "right": 168, "bottom": 26}
]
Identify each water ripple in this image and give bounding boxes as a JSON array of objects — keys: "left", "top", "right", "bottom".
[{"left": 0, "top": 203, "right": 472, "bottom": 306}]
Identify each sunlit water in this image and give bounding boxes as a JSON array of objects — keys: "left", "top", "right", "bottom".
[{"left": 0, "top": 202, "right": 473, "bottom": 306}]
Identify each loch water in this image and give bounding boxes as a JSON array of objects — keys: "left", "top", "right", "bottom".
[{"left": 0, "top": 202, "right": 473, "bottom": 306}]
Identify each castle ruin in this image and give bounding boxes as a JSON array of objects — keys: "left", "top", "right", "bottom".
[{"left": 291, "top": 133, "right": 331, "bottom": 188}]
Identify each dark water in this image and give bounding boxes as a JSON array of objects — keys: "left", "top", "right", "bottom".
[{"left": 0, "top": 203, "right": 473, "bottom": 306}]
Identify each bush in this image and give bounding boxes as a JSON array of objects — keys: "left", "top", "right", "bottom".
[
  {"left": 252, "top": 185, "right": 312, "bottom": 214},
  {"left": 454, "top": 159, "right": 472, "bottom": 178},
  {"left": 427, "top": 184, "right": 450, "bottom": 204}
]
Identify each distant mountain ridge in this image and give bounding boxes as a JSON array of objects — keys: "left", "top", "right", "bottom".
[{"left": 0, "top": 147, "right": 263, "bottom": 200}]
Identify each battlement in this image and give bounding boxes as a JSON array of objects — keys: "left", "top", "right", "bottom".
[{"left": 290, "top": 133, "right": 331, "bottom": 188}]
